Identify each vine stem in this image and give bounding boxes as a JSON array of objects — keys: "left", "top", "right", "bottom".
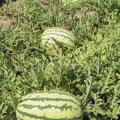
[
  {"left": 84, "top": 76, "right": 93, "bottom": 106},
  {"left": 5, "top": 112, "right": 15, "bottom": 120},
  {"left": 101, "top": 68, "right": 112, "bottom": 93}
]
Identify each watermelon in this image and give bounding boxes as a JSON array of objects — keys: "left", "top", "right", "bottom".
[
  {"left": 16, "top": 91, "right": 83, "bottom": 120},
  {"left": 41, "top": 27, "right": 75, "bottom": 51}
]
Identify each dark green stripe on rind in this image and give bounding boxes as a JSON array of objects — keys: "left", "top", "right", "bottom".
[
  {"left": 22, "top": 91, "right": 80, "bottom": 104},
  {"left": 18, "top": 104, "right": 76, "bottom": 111},
  {"left": 21, "top": 97, "right": 80, "bottom": 107},
  {"left": 42, "top": 32, "right": 75, "bottom": 42},
  {"left": 17, "top": 109, "right": 82, "bottom": 120},
  {"left": 31, "top": 91, "right": 78, "bottom": 99},
  {"left": 43, "top": 38, "right": 74, "bottom": 48},
  {"left": 44, "top": 29, "right": 75, "bottom": 39}
]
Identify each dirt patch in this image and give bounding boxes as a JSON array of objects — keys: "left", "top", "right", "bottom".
[
  {"left": 0, "top": 19, "right": 12, "bottom": 31},
  {"left": 0, "top": 0, "right": 21, "bottom": 31}
]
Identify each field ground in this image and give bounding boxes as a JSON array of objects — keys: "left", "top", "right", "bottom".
[{"left": 0, "top": 0, "right": 120, "bottom": 120}]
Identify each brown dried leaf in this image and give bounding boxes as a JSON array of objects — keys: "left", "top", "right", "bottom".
[
  {"left": 0, "top": 19, "right": 12, "bottom": 31},
  {"left": 74, "top": 11, "right": 83, "bottom": 20},
  {"left": 41, "top": 0, "right": 50, "bottom": 5}
]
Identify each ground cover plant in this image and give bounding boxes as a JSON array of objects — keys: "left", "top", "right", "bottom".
[{"left": 0, "top": 0, "right": 120, "bottom": 120}]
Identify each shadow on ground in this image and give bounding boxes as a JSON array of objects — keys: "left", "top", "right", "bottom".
[{"left": 0, "top": 0, "right": 5, "bottom": 7}]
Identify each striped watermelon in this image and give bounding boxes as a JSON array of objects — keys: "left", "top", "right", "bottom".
[
  {"left": 16, "top": 91, "right": 83, "bottom": 120},
  {"left": 41, "top": 27, "right": 75, "bottom": 51}
]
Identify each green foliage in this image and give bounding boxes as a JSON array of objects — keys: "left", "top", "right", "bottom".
[{"left": 0, "top": 0, "right": 120, "bottom": 120}]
